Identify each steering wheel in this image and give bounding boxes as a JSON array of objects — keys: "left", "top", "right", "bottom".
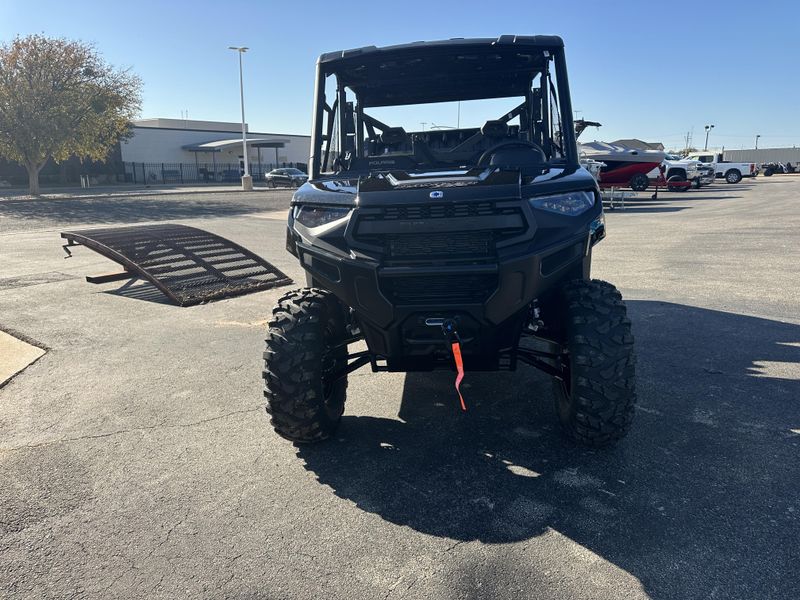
[{"left": 477, "top": 140, "right": 544, "bottom": 166}]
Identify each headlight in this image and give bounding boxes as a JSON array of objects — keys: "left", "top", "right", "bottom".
[
  {"left": 529, "top": 191, "right": 595, "bottom": 216},
  {"left": 294, "top": 205, "right": 350, "bottom": 228}
]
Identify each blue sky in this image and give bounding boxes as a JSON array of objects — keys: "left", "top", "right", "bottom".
[{"left": 2, "top": 0, "right": 798, "bottom": 151}]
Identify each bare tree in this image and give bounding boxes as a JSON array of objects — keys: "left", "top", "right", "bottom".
[
  {"left": 676, "top": 147, "right": 699, "bottom": 158},
  {"left": 0, "top": 35, "right": 141, "bottom": 194}
]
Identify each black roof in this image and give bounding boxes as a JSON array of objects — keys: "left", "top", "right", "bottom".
[
  {"left": 318, "top": 35, "right": 563, "bottom": 64},
  {"left": 317, "top": 35, "right": 564, "bottom": 107}
]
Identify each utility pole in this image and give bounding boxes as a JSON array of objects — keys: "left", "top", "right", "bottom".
[{"left": 755, "top": 134, "right": 761, "bottom": 150}]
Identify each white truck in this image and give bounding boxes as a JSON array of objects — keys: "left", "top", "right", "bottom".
[
  {"left": 685, "top": 152, "right": 758, "bottom": 184},
  {"left": 647, "top": 154, "right": 715, "bottom": 190}
]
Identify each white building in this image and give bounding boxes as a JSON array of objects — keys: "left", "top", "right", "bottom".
[
  {"left": 120, "top": 118, "right": 311, "bottom": 183},
  {"left": 724, "top": 147, "right": 800, "bottom": 165}
]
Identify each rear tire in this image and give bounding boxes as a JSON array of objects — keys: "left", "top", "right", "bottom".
[
  {"left": 725, "top": 169, "right": 742, "bottom": 184},
  {"left": 552, "top": 279, "right": 636, "bottom": 447},
  {"left": 763, "top": 168, "right": 773, "bottom": 177},
  {"left": 263, "top": 288, "right": 349, "bottom": 443},
  {"left": 629, "top": 173, "right": 649, "bottom": 192}
]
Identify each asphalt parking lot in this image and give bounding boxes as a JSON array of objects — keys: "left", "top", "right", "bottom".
[{"left": 1, "top": 177, "right": 798, "bottom": 599}]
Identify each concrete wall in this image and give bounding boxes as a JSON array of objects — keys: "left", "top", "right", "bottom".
[
  {"left": 120, "top": 126, "right": 311, "bottom": 167},
  {"left": 724, "top": 148, "right": 800, "bottom": 164}
]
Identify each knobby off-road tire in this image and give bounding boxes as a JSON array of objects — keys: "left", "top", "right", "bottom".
[
  {"left": 553, "top": 279, "right": 636, "bottom": 447},
  {"left": 263, "top": 288, "right": 349, "bottom": 443}
]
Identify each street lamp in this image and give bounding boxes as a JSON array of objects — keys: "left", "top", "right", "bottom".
[
  {"left": 704, "top": 124, "right": 715, "bottom": 151},
  {"left": 228, "top": 46, "right": 252, "bottom": 191},
  {"left": 755, "top": 134, "right": 761, "bottom": 150}
]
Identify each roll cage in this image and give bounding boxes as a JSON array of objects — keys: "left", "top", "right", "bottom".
[{"left": 309, "top": 36, "right": 579, "bottom": 178}]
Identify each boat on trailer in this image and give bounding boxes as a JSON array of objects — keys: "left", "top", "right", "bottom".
[{"left": 579, "top": 141, "right": 666, "bottom": 191}]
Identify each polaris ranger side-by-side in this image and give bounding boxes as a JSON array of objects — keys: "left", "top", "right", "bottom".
[{"left": 263, "top": 36, "right": 636, "bottom": 446}]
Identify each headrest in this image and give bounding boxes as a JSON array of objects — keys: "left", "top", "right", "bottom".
[
  {"left": 481, "top": 120, "right": 509, "bottom": 138},
  {"left": 489, "top": 146, "right": 547, "bottom": 176},
  {"left": 379, "top": 127, "right": 409, "bottom": 145}
]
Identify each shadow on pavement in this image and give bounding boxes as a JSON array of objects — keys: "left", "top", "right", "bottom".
[
  {"left": 0, "top": 195, "right": 276, "bottom": 230},
  {"left": 297, "top": 301, "right": 799, "bottom": 599},
  {"left": 656, "top": 194, "right": 742, "bottom": 201},
  {"left": 105, "top": 279, "right": 174, "bottom": 305},
  {"left": 607, "top": 206, "right": 691, "bottom": 214}
]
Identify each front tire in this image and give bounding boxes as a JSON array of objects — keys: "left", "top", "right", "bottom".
[
  {"left": 725, "top": 169, "right": 742, "bottom": 184},
  {"left": 552, "top": 280, "right": 636, "bottom": 447},
  {"left": 263, "top": 288, "right": 349, "bottom": 443},
  {"left": 666, "top": 174, "right": 686, "bottom": 192}
]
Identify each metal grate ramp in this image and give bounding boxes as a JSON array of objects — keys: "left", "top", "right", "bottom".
[{"left": 61, "top": 224, "right": 293, "bottom": 306}]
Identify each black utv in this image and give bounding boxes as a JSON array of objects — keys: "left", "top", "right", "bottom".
[{"left": 263, "top": 36, "right": 636, "bottom": 447}]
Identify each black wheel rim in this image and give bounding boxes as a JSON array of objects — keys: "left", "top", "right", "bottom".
[{"left": 321, "top": 320, "right": 345, "bottom": 419}]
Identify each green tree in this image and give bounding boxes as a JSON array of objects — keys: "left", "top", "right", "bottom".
[{"left": 0, "top": 35, "right": 141, "bottom": 194}]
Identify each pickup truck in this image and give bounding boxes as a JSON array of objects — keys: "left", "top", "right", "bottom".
[
  {"left": 647, "top": 154, "right": 715, "bottom": 190},
  {"left": 685, "top": 152, "right": 757, "bottom": 184}
]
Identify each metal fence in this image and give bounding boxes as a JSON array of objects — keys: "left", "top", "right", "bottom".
[{"left": 123, "top": 162, "right": 308, "bottom": 185}]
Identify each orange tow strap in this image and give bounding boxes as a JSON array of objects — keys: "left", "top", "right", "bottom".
[{"left": 451, "top": 341, "right": 467, "bottom": 411}]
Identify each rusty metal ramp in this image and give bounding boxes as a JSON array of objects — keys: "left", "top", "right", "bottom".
[{"left": 61, "top": 224, "right": 292, "bottom": 306}]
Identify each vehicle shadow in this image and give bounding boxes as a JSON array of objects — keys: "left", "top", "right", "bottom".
[
  {"left": 296, "top": 300, "right": 799, "bottom": 599},
  {"left": 607, "top": 206, "right": 691, "bottom": 214},
  {"left": 604, "top": 199, "right": 694, "bottom": 213}
]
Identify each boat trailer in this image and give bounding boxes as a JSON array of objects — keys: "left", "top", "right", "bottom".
[{"left": 61, "top": 224, "right": 293, "bottom": 306}]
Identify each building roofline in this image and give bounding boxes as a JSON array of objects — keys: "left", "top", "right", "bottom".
[{"left": 130, "top": 125, "right": 310, "bottom": 138}]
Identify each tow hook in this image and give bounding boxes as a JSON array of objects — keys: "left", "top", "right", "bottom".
[{"left": 425, "top": 318, "right": 467, "bottom": 411}]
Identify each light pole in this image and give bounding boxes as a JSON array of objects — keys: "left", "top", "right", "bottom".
[
  {"left": 755, "top": 134, "right": 761, "bottom": 150},
  {"left": 229, "top": 46, "right": 252, "bottom": 191},
  {"left": 704, "top": 124, "right": 715, "bottom": 151}
]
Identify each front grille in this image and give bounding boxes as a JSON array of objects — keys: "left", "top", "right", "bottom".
[
  {"left": 386, "top": 231, "right": 494, "bottom": 261},
  {"left": 360, "top": 201, "right": 515, "bottom": 221},
  {"left": 353, "top": 201, "right": 526, "bottom": 264},
  {"left": 381, "top": 274, "right": 498, "bottom": 305}
]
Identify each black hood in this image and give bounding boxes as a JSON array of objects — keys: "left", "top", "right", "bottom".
[{"left": 292, "top": 165, "right": 596, "bottom": 207}]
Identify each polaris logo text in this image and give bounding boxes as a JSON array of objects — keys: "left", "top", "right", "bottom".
[{"left": 429, "top": 191, "right": 444, "bottom": 199}]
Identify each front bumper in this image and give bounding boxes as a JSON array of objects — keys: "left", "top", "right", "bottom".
[{"left": 290, "top": 202, "right": 600, "bottom": 371}]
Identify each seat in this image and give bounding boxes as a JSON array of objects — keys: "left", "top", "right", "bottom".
[
  {"left": 488, "top": 145, "right": 547, "bottom": 176},
  {"left": 379, "top": 127, "right": 409, "bottom": 146},
  {"left": 481, "top": 120, "right": 509, "bottom": 139}
]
